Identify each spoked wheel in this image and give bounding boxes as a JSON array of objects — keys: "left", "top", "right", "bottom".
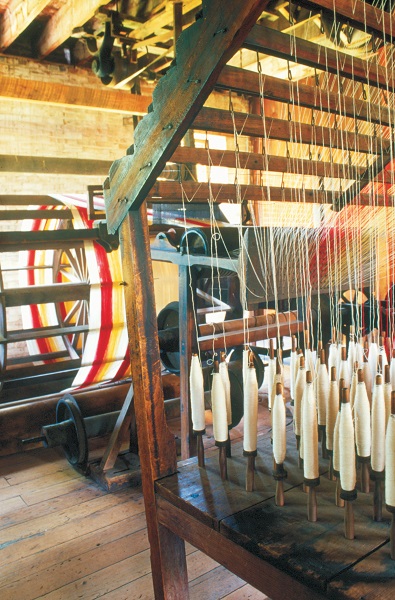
[{"left": 52, "top": 245, "right": 90, "bottom": 360}]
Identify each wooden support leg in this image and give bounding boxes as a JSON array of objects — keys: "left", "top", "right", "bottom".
[{"left": 120, "top": 208, "right": 189, "bottom": 599}]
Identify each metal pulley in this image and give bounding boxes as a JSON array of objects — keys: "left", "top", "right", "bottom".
[{"left": 23, "top": 394, "right": 121, "bottom": 473}]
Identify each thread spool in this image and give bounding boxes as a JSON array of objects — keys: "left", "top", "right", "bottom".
[
  {"left": 354, "top": 368, "right": 371, "bottom": 493},
  {"left": 272, "top": 381, "right": 287, "bottom": 506},
  {"left": 326, "top": 366, "right": 339, "bottom": 481},
  {"left": 190, "top": 354, "right": 206, "bottom": 468},
  {"left": 371, "top": 374, "right": 385, "bottom": 521},
  {"left": 303, "top": 370, "right": 319, "bottom": 522},
  {"left": 294, "top": 355, "right": 306, "bottom": 469},
  {"left": 243, "top": 364, "right": 259, "bottom": 491},
  {"left": 316, "top": 348, "right": 329, "bottom": 459},
  {"left": 339, "top": 388, "right": 357, "bottom": 540},
  {"left": 385, "top": 391, "right": 395, "bottom": 560},
  {"left": 333, "top": 378, "right": 345, "bottom": 508},
  {"left": 211, "top": 360, "right": 228, "bottom": 480}
]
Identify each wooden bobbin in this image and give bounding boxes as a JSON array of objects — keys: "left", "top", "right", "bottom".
[
  {"left": 305, "top": 477, "right": 320, "bottom": 522},
  {"left": 273, "top": 460, "right": 287, "bottom": 507},
  {"left": 243, "top": 450, "right": 257, "bottom": 492},
  {"left": 193, "top": 429, "right": 206, "bottom": 469}
]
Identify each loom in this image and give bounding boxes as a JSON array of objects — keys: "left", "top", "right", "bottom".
[{"left": 103, "top": 1, "right": 395, "bottom": 597}]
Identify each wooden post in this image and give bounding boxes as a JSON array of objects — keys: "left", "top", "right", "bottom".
[
  {"left": 120, "top": 207, "right": 188, "bottom": 599},
  {"left": 178, "top": 265, "right": 198, "bottom": 459}
]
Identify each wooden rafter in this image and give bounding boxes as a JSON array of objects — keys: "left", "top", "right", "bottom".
[
  {"left": 244, "top": 25, "right": 395, "bottom": 92},
  {"left": 0, "top": 75, "right": 151, "bottom": 114},
  {"left": 0, "top": 0, "right": 49, "bottom": 51},
  {"left": 104, "top": 0, "right": 271, "bottom": 233},
  {"left": 0, "top": 155, "right": 112, "bottom": 175},
  {"left": 36, "top": 0, "right": 105, "bottom": 59},
  {"left": 216, "top": 66, "right": 395, "bottom": 128},
  {"left": 300, "top": 0, "right": 395, "bottom": 41}
]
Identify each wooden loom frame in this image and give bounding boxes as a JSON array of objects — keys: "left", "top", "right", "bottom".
[{"left": 104, "top": 2, "right": 395, "bottom": 598}]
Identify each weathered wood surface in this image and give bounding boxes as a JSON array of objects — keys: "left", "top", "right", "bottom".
[
  {"left": 244, "top": 25, "right": 394, "bottom": 92},
  {"left": 104, "top": 0, "right": 271, "bottom": 232},
  {"left": 328, "top": 543, "right": 395, "bottom": 599},
  {"left": 148, "top": 181, "right": 336, "bottom": 204},
  {"left": 0, "top": 155, "right": 113, "bottom": 176},
  {"left": 171, "top": 147, "right": 368, "bottom": 181},
  {"left": 216, "top": 67, "right": 395, "bottom": 128},
  {"left": 156, "top": 417, "right": 393, "bottom": 599},
  {"left": 193, "top": 107, "right": 388, "bottom": 154},
  {"left": 0, "top": 447, "right": 253, "bottom": 599},
  {"left": 299, "top": 0, "right": 395, "bottom": 41},
  {"left": 157, "top": 496, "right": 325, "bottom": 600}
]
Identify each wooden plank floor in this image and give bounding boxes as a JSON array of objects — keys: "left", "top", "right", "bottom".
[{"left": 0, "top": 430, "right": 269, "bottom": 599}]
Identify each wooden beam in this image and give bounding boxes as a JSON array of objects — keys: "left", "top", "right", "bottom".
[
  {"left": 171, "top": 146, "right": 367, "bottom": 181},
  {"left": 37, "top": 1, "right": 105, "bottom": 58},
  {"left": 130, "top": 0, "right": 202, "bottom": 41},
  {"left": 299, "top": 0, "right": 395, "bottom": 41},
  {"left": 216, "top": 66, "right": 395, "bottom": 128},
  {"left": 0, "top": 0, "right": 49, "bottom": 51},
  {"left": 193, "top": 107, "right": 389, "bottom": 154},
  {"left": 244, "top": 25, "right": 394, "bottom": 92},
  {"left": 147, "top": 181, "right": 336, "bottom": 204},
  {"left": 0, "top": 75, "right": 151, "bottom": 114},
  {"left": 2, "top": 283, "right": 90, "bottom": 307},
  {"left": 0, "top": 195, "right": 64, "bottom": 206},
  {"left": 104, "top": 0, "right": 271, "bottom": 233},
  {"left": 0, "top": 209, "right": 73, "bottom": 220},
  {"left": 0, "top": 155, "right": 112, "bottom": 175}
]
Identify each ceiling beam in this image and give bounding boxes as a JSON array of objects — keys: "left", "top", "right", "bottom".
[
  {"left": 0, "top": 155, "right": 112, "bottom": 175},
  {"left": 299, "top": 0, "right": 395, "bottom": 41},
  {"left": 193, "top": 107, "right": 389, "bottom": 154},
  {"left": 0, "top": 0, "right": 49, "bottom": 51},
  {"left": 36, "top": 0, "right": 105, "bottom": 58},
  {"left": 244, "top": 25, "right": 394, "bottom": 92},
  {"left": 0, "top": 75, "right": 151, "bottom": 114},
  {"left": 216, "top": 66, "right": 395, "bottom": 128}
]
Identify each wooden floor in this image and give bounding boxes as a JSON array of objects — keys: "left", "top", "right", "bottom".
[{"left": 0, "top": 415, "right": 270, "bottom": 599}]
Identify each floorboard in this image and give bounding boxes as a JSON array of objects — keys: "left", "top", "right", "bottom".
[{"left": 0, "top": 446, "right": 268, "bottom": 599}]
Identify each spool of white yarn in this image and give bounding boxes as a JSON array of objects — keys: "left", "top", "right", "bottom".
[
  {"left": 272, "top": 384, "right": 286, "bottom": 466},
  {"left": 219, "top": 359, "right": 232, "bottom": 426},
  {"left": 243, "top": 365, "right": 259, "bottom": 453},
  {"left": 190, "top": 354, "right": 205, "bottom": 432},
  {"left": 294, "top": 356, "right": 306, "bottom": 438},
  {"left": 326, "top": 367, "right": 339, "bottom": 452},
  {"left": 371, "top": 375, "right": 386, "bottom": 473},
  {"left": 302, "top": 373, "right": 319, "bottom": 480},
  {"left": 211, "top": 372, "right": 228, "bottom": 444},
  {"left": 339, "top": 391, "right": 356, "bottom": 492},
  {"left": 385, "top": 408, "right": 395, "bottom": 508},
  {"left": 316, "top": 352, "right": 329, "bottom": 427},
  {"left": 354, "top": 376, "right": 371, "bottom": 459}
]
